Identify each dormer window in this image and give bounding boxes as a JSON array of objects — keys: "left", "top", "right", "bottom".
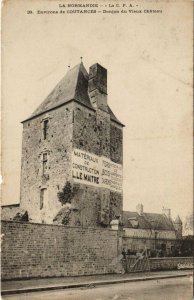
[
  {"left": 128, "top": 217, "right": 139, "bottom": 228},
  {"left": 43, "top": 119, "right": 49, "bottom": 140}
]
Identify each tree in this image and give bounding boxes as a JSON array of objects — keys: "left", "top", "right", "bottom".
[{"left": 183, "top": 213, "right": 193, "bottom": 236}]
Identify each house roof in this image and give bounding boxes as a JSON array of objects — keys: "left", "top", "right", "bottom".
[
  {"left": 22, "top": 63, "right": 124, "bottom": 126},
  {"left": 122, "top": 211, "right": 175, "bottom": 231}
]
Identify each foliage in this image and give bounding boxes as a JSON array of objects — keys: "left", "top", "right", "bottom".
[
  {"left": 53, "top": 207, "right": 71, "bottom": 225},
  {"left": 57, "top": 181, "right": 79, "bottom": 205},
  {"left": 13, "top": 211, "right": 29, "bottom": 222}
]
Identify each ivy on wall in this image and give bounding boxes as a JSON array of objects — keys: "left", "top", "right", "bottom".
[{"left": 57, "top": 181, "right": 79, "bottom": 205}]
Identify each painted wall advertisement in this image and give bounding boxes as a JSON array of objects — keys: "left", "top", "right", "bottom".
[{"left": 72, "top": 148, "right": 122, "bottom": 193}]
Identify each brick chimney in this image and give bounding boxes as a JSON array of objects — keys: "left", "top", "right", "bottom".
[
  {"left": 88, "top": 63, "right": 108, "bottom": 112},
  {"left": 136, "top": 203, "right": 143, "bottom": 216},
  {"left": 162, "top": 207, "right": 171, "bottom": 219}
]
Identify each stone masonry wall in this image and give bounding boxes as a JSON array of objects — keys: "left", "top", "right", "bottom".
[
  {"left": 72, "top": 103, "right": 103, "bottom": 226},
  {"left": 73, "top": 103, "right": 98, "bottom": 155},
  {"left": 110, "top": 123, "right": 123, "bottom": 220},
  {"left": 72, "top": 102, "right": 123, "bottom": 226},
  {"left": 149, "top": 257, "right": 193, "bottom": 271},
  {"left": 1, "top": 205, "right": 21, "bottom": 221},
  {"left": 19, "top": 99, "right": 123, "bottom": 226},
  {"left": 20, "top": 102, "right": 74, "bottom": 224},
  {"left": 67, "top": 184, "right": 101, "bottom": 227},
  {"left": 110, "top": 123, "right": 123, "bottom": 164},
  {"left": 1, "top": 221, "right": 122, "bottom": 280},
  {"left": 125, "top": 256, "right": 193, "bottom": 273}
]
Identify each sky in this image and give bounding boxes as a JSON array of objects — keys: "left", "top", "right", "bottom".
[{"left": 1, "top": 0, "right": 193, "bottom": 224}]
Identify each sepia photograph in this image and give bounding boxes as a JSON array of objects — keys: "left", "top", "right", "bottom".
[{"left": 1, "top": 0, "right": 193, "bottom": 299}]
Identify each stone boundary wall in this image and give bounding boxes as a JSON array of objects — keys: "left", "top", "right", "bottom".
[
  {"left": 150, "top": 257, "right": 193, "bottom": 271},
  {"left": 1, "top": 221, "right": 122, "bottom": 280}
]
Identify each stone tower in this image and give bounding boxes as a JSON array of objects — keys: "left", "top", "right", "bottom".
[{"left": 20, "top": 62, "right": 124, "bottom": 226}]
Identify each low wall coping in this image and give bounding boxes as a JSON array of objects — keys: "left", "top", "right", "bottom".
[
  {"left": 150, "top": 257, "right": 192, "bottom": 260},
  {"left": 1, "top": 204, "right": 20, "bottom": 208},
  {"left": 1, "top": 220, "right": 123, "bottom": 232}
]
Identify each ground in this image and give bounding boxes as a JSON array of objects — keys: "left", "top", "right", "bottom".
[{"left": 2, "top": 276, "right": 193, "bottom": 300}]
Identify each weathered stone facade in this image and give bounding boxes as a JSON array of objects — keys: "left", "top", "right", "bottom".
[
  {"left": 20, "top": 102, "right": 74, "bottom": 224},
  {"left": 2, "top": 62, "right": 124, "bottom": 226}
]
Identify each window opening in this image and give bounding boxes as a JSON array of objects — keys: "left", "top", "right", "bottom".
[
  {"left": 43, "top": 153, "right": 48, "bottom": 175},
  {"left": 40, "top": 188, "right": 46, "bottom": 210},
  {"left": 43, "top": 119, "right": 49, "bottom": 140}
]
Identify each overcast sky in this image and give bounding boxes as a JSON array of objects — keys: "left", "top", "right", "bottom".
[{"left": 2, "top": 0, "right": 193, "bottom": 223}]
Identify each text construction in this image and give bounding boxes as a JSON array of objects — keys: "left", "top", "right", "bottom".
[{"left": 72, "top": 149, "right": 122, "bottom": 193}]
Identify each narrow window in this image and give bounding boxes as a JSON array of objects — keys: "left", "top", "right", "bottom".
[
  {"left": 40, "top": 188, "right": 46, "bottom": 210},
  {"left": 43, "top": 153, "right": 48, "bottom": 175},
  {"left": 43, "top": 119, "right": 49, "bottom": 140}
]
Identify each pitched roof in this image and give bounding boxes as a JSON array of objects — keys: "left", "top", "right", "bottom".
[
  {"left": 122, "top": 211, "right": 175, "bottom": 231},
  {"left": 27, "top": 63, "right": 93, "bottom": 121},
  {"left": 23, "top": 62, "right": 124, "bottom": 126},
  {"left": 108, "top": 106, "right": 124, "bottom": 126}
]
